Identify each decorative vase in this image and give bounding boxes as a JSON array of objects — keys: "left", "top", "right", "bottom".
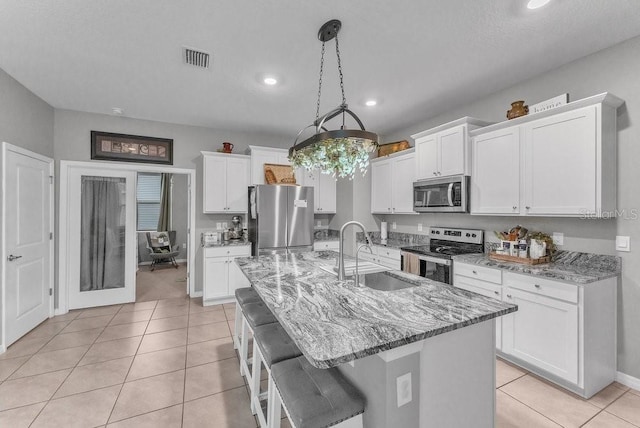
[
  {"left": 222, "top": 142, "right": 234, "bottom": 153},
  {"left": 507, "top": 101, "right": 529, "bottom": 120}
]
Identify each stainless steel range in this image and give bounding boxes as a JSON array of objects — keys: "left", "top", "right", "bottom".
[{"left": 400, "top": 227, "right": 484, "bottom": 284}]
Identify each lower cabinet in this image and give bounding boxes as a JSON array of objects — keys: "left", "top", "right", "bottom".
[
  {"left": 203, "top": 245, "right": 251, "bottom": 305},
  {"left": 454, "top": 261, "right": 616, "bottom": 398},
  {"left": 358, "top": 245, "right": 401, "bottom": 270}
]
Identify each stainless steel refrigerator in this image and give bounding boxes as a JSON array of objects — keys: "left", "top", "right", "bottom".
[{"left": 247, "top": 185, "right": 314, "bottom": 255}]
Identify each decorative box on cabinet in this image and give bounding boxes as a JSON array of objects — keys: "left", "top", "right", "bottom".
[
  {"left": 470, "top": 93, "right": 623, "bottom": 217},
  {"left": 201, "top": 152, "right": 250, "bottom": 213},
  {"left": 296, "top": 168, "right": 337, "bottom": 213},
  {"left": 247, "top": 145, "right": 292, "bottom": 185},
  {"left": 371, "top": 149, "right": 416, "bottom": 214},
  {"left": 454, "top": 260, "right": 617, "bottom": 398},
  {"left": 411, "top": 117, "right": 491, "bottom": 181},
  {"left": 202, "top": 245, "right": 251, "bottom": 305}
]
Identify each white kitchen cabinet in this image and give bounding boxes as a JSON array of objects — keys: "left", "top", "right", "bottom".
[
  {"left": 296, "top": 168, "right": 337, "bottom": 213},
  {"left": 454, "top": 260, "right": 617, "bottom": 398},
  {"left": 470, "top": 126, "right": 521, "bottom": 215},
  {"left": 202, "top": 152, "right": 250, "bottom": 213},
  {"left": 412, "top": 117, "right": 491, "bottom": 181},
  {"left": 356, "top": 245, "right": 401, "bottom": 270},
  {"left": 470, "top": 93, "right": 623, "bottom": 217},
  {"left": 247, "top": 145, "right": 291, "bottom": 185},
  {"left": 202, "top": 245, "right": 251, "bottom": 305},
  {"left": 371, "top": 149, "right": 416, "bottom": 214}
]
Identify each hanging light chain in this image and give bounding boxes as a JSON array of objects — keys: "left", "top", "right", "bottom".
[
  {"left": 315, "top": 41, "right": 326, "bottom": 124},
  {"left": 335, "top": 35, "right": 346, "bottom": 106}
]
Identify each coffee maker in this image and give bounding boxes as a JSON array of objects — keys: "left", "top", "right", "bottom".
[{"left": 228, "top": 215, "right": 243, "bottom": 240}]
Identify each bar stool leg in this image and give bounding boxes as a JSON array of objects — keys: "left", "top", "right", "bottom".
[
  {"left": 233, "top": 303, "right": 242, "bottom": 350},
  {"left": 250, "top": 338, "right": 263, "bottom": 418},
  {"left": 267, "top": 375, "right": 282, "bottom": 428},
  {"left": 239, "top": 315, "right": 250, "bottom": 377}
]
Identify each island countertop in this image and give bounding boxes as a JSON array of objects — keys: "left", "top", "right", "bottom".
[{"left": 235, "top": 251, "right": 517, "bottom": 369}]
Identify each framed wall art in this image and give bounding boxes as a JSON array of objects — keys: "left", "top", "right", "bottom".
[{"left": 91, "top": 131, "right": 173, "bottom": 165}]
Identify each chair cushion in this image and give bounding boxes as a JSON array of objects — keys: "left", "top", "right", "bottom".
[
  {"left": 253, "top": 323, "right": 302, "bottom": 368},
  {"left": 242, "top": 301, "right": 277, "bottom": 329},
  {"left": 235, "top": 287, "right": 262, "bottom": 306},
  {"left": 272, "top": 356, "right": 365, "bottom": 428}
]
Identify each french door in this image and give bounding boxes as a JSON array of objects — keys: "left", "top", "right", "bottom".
[{"left": 66, "top": 167, "right": 137, "bottom": 309}]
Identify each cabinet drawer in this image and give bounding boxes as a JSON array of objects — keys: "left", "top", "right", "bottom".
[
  {"left": 377, "top": 255, "right": 401, "bottom": 270},
  {"left": 453, "top": 275, "right": 502, "bottom": 300},
  {"left": 313, "top": 241, "right": 339, "bottom": 251},
  {"left": 204, "top": 245, "right": 251, "bottom": 258},
  {"left": 358, "top": 251, "right": 378, "bottom": 263},
  {"left": 454, "top": 262, "right": 502, "bottom": 284},
  {"left": 374, "top": 246, "right": 401, "bottom": 261},
  {"left": 504, "top": 272, "right": 578, "bottom": 304}
]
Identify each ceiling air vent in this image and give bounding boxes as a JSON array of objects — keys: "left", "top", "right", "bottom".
[{"left": 183, "top": 47, "right": 211, "bottom": 69}]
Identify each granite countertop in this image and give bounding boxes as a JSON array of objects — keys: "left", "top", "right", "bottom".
[
  {"left": 204, "top": 240, "right": 251, "bottom": 248},
  {"left": 235, "top": 251, "right": 516, "bottom": 369},
  {"left": 453, "top": 251, "right": 621, "bottom": 284}
]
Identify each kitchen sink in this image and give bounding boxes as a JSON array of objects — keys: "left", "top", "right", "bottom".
[
  {"left": 357, "top": 272, "right": 417, "bottom": 291},
  {"left": 319, "top": 262, "right": 389, "bottom": 277}
]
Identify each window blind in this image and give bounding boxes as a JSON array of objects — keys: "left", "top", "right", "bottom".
[{"left": 137, "top": 172, "right": 162, "bottom": 230}]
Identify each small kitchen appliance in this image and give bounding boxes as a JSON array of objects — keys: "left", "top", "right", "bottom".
[
  {"left": 400, "top": 227, "right": 484, "bottom": 284},
  {"left": 228, "top": 215, "right": 243, "bottom": 240}
]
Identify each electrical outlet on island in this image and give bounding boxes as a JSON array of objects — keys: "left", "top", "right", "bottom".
[{"left": 396, "top": 372, "right": 412, "bottom": 407}]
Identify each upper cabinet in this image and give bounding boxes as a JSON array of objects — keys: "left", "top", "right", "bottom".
[
  {"left": 471, "top": 93, "right": 623, "bottom": 217},
  {"left": 247, "top": 145, "right": 291, "bottom": 185},
  {"left": 371, "top": 149, "right": 416, "bottom": 214},
  {"left": 296, "top": 168, "right": 337, "bottom": 213},
  {"left": 202, "top": 152, "right": 250, "bottom": 213},
  {"left": 412, "top": 117, "right": 492, "bottom": 181}
]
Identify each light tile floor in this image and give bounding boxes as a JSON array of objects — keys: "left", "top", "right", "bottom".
[{"left": 0, "top": 298, "right": 638, "bottom": 427}]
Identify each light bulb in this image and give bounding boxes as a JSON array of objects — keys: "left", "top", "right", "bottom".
[{"left": 527, "top": 0, "right": 551, "bottom": 9}]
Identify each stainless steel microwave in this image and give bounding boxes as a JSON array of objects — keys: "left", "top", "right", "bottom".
[{"left": 413, "top": 175, "right": 469, "bottom": 213}]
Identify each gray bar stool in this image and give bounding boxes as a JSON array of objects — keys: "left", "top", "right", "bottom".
[
  {"left": 270, "top": 356, "right": 365, "bottom": 428},
  {"left": 251, "top": 323, "right": 303, "bottom": 427},
  {"left": 233, "top": 287, "right": 262, "bottom": 350}
]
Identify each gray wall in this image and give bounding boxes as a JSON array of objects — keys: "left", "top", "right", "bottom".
[
  {"left": 354, "top": 35, "right": 640, "bottom": 378},
  {"left": 0, "top": 68, "right": 54, "bottom": 157},
  {"left": 53, "top": 109, "right": 292, "bottom": 294}
]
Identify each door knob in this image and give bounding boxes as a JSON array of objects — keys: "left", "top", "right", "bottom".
[{"left": 7, "top": 255, "right": 22, "bottom": 261}]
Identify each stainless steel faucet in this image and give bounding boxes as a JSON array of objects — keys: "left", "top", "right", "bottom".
[
  {"left": 338, "top": 221, "right": 373, "bottom": 280},
  {"left": 354, "top": 243, "right": 373, "bottom": 286}
]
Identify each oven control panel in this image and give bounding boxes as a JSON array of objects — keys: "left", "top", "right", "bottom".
[{"left": 429, "top": 227, "right": 483, "bottom": 244}]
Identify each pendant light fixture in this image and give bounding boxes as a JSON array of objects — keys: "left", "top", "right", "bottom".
[{"left": 289, "top": 19, "right": 379, "bottom": 179}]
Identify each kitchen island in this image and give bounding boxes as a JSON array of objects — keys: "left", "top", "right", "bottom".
[{"left": 236, "top": 251, "right": 517, "bottom": 428}]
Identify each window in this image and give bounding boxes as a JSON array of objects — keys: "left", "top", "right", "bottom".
[{"left": 137, "top": 173, "right": 162, "bottom": 231}]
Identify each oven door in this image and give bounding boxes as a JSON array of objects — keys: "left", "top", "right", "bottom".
[
  {"left": 401, "top": 252, "right": 452, "bottom": 284},
  {"left": 413, "top": 175, "right": 468, "bottom": 213}
]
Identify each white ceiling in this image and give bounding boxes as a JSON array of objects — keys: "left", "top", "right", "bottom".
[{"left": 2, "top": 0, "right": 640, "bottom": 139}]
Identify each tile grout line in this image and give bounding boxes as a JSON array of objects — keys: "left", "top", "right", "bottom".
[
  {"left": 592, "top": 391, "right": 640, "bottom": 427},
  {"left": 105, "top": 299, "right": 158, "bottom": 425},
  {"left": 181, "top": 297, "right": 192, "bottom": 428},
  {"left": 499, "top": 380, "right": 573, "bottom": 428}
]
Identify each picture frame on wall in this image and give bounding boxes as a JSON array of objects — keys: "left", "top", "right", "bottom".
[{"left": 90, "top": 131, "right": 173, "bottom": 165}]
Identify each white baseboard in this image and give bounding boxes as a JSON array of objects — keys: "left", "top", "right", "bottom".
[
  {"left": 190, "top": 291, "right": 203, "bottom": 298},
  {"left": 0, "top": 344, "right": 5, "bottom": 354},
  {"left": 617, "top": 371, "right": 640, "bottom": 391},
  {"left": 54, "top": 308, "right": 68, "bottom": 316}
]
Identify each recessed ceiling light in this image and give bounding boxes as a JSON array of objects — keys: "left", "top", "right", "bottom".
[
  {"left": 365, "top": 100, "right": 377, "bottom": 107},
  {"left": 527, "top": 0, "right": 551, "bottom": 9},
  {"left": 112, "top": 107, "right": 124, "bottom": 115},
  {"left": 263, "top": 77, "right": 278, "bottom": 86}
]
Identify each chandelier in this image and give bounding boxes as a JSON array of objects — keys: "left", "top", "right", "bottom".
[{"left": 288, "top": 19, "right": 378, "bottom": 179}]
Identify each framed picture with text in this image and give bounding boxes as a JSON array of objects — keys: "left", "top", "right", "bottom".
[{"left": 90, "top": 131, "right": 173, "bottom": 165}]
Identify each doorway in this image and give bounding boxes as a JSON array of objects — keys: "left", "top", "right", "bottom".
[
  {"left": 135, "top": 172, "right": 190, "bottom": 302},
  {"left": 58, "top": 161, "right": 196, "bottom": 314}
]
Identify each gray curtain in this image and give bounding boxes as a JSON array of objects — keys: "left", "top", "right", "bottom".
[
  {"left": 157, "top": 173, "right": 172, "bottom": 231},
  {"left": 80, "top": 176, "right": 126, "bottom": 291}
]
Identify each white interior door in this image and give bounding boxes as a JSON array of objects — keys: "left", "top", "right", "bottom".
[
  {"left": 67, "top": 167, "right": 137, "bottom": 309},
  {"left": 2, "top": 143, "right": 53, "bottom": 347}
]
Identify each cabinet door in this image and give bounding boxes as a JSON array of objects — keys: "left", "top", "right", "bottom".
[
  {"left": 391, "top": 154, "right": 416, "bottom": 214},
  {"left": 228, "top": 258, "right": 250, "bottom": 296},
  {"left": 471, "top": 127, "right": 520, "bottom": 215},
  {"left": 317, "top": 171, "right": 337, "bottom": 213},
  {"left": 502, "top": 288, "right": 578, "bottom": 384},
  {"left": 523, "top": 106, "right": 597, "bottom": 216},
  {"left": 203, "top": 257, "right": 229, "bottom": 301},
  {"left": 415, "top": 135, "right": 439, "bottom": 180},
  {"left": 438, "top": 125, "right": 465, "bottom": 177},
  {"left": 453, "top": 275, "right": 502, "bottom": 350},
  {"left": 203, "top": 156, "right": 227, "bottom": 213},
  {"left": 226, "top": 157, "right": 250, "bottom": 212},
  {"left": 371, "top": 159, "right": 393, "bottom": 213}
]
